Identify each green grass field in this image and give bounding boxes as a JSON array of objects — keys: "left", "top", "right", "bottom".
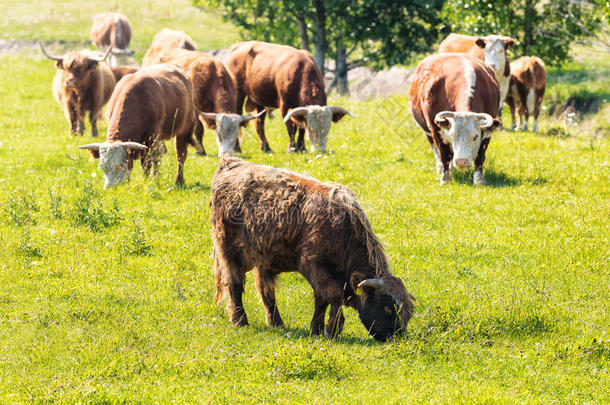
[{"left": 0, "top": 1, "right": 609, "bottom": 403}]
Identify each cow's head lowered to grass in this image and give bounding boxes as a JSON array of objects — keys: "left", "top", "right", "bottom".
[
  {"left": 434, "top": 111, "right": 499, "bottom": 175},
  {"left": 198, "top": 110, "right": 265, "bottom": 157},
  {"left": 78, "top": 142, "right": 148, "bottom": 189},
  {"left": 283, "top": 106, "right": 355, "bottom": 153},
  {"left": 351, "top": 274, "right": 415, "bottom": 342}
]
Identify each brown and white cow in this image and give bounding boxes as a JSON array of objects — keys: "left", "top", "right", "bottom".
[
  {"left": 410, "top": 53, "right": 500, "bottom": 185},
  {"left": 505, "top": 56, "right": 546, "bottom": 132},
  {"left": 90, "top": 12, "right": 133, "bottom": 67},
  {"left": 439, "top": 34, "right": 515, "bottom": 115},
  {"left": 227, "top": 41, "right": 354, "bottom": 153},
  {"left": 211, "top": 156, "right": 415, "bottom": 341},
  {"left": 78, "top": 64, "right": 197, "bottom": 189},
  {"left": 143, "top": 47, "right": 263, "bottom": 156},
  {"left": 142, "top": 28, "right": 197, "bottom": 66},
  {"left": 40, "top": 43, "right": 115, "bottom": 137}
]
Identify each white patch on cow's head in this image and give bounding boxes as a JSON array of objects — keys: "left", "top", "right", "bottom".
[
  {"left": 215, "top": 113, "right": 242, "bottom": 157},
  {"left": 482, "top": 36, "right": 508, "bottom": 77},
  {"left": 98, "top": 143, "right": 130, "bottom": 189},
  {"left": 436, "top": 112, "right": 492, "bottom": 170},
  {"left": 462, "top": 58, "right": 476, "bottom": 102},
  {"left": 304, "top": 106, "right": 333, "bottom": 153}
]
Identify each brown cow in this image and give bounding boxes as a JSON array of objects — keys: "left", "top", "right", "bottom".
[
  {"left": 505, "top": 56, "right": 546, "bottom": 132},
  {"left": 227, "top": 41, "right": 354, "bottom": 153},
  {"left": 439, "top": 34, "right": 515, "bottom": 116},
  {"left": 90, "top": 12, "right": 133, "bottom": 67},
  {"left": 110, "top": 66, "right": 138, "bottom": 82},
  {"left": 211, "top": 156, "right": 415, "bottom": 341},
  {"left": 410, "top": 53, "right": 500, "bottom": 185},
  {"left": 144, "top": 47, "right": 263, "bottom": 156},
  {"left": 40, "top": 43, "right": 115, "bottom": 137},
  {"left": 142, "top": 28, "right": 197, "bottom": 66},
  {"left": 78, "top": 64, "right": 197, "bottom": 189}
]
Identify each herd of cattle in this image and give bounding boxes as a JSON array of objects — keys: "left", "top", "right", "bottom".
[{"left": 37, "top": 12, "right": 549, "bottom": 341}]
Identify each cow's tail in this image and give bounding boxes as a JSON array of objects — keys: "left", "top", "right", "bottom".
[{"left": 114, "top": 16, "right": 123, "bottom": 51}]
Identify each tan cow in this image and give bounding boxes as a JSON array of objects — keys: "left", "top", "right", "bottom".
[
  {"left": 40, "top": 43, "right": 115, "bottom": 137},
  {"left": 90, "top": 12, "right": 133, "bottom": 67},
  {"left": 505, "top": 56, "right": 546, "bottom": 132},
  {"left": 142, "top": 28, "right": 197, "bottom": 66}
]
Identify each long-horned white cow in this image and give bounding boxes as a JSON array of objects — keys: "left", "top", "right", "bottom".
[
  {"left": 439, "top": 34, "right": 515, "bottom": 116},
  {"left": 410, "top": 53, "right": 501, "bottom": 185}
]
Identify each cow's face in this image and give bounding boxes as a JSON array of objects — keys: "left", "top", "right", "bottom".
[
  {"left": 58, "top": 52, "right": 99, "bottom": 90},
  {"left": 284, "top": 105, "right": 354, "bottom": 153},
  {"left": 214, "top": 114, "right": 242, "bottom": 157},
  {"left": 435, "top": 111, "right": 497, "bottom": 169},
  {"left": 98, "top": 143, "right": 131, "bottom": 189},
  {"left": 477, "top": 36, "right": 515, "bottom": 77},
  {"left": 351, "top": 273, "right": 415, "bottom": 342}
]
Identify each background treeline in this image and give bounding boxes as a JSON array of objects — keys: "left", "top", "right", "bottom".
[{"left": 195, "top": 0, "right": 610, "bottom": 93}]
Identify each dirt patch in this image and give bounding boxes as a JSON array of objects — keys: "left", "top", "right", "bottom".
[{"left": 0, "top": 39, "right": 90, "bottom": 57}]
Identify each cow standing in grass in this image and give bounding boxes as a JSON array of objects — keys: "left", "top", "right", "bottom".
[
  {"left": 142, "top": 28, "right": 197, "bottom": 66},
  {"left": 505, "top": 56, "right": 547, "bottom": 132},
  {"left": 211, "top": 156, "right": 415, "bottom": 341},
  {"left": 40, "top": 43, "right": 115, "bottom": 137},
  {"left": 78, "top": 64, "right": 197, "bottom": 189},
  {"left": 227, "top": 41, "right": 354, "bottom": 153},
  {"left": 410, "top": 53, "right": 500, "bottom": 185},
  {"left": 90, "top": 12, "right": 133, "bottom": 67}
]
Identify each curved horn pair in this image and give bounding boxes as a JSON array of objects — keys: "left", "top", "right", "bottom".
[
  {"left": 434, "top": 111, "right": 455, "bottom": 123},
  {"left": 357, "top": 278, "right": 385, "bottom": 290},
  {"left": 39, "top": 41, "right": 63, "bottom": 62},
  {"left": 283, "top": 106, "right": 356, "bottom": 123},
  {"left": 329, "top": 106, "right": 356, "bottom": 118},
  {"left": 88, "top": 46, "right": 113, "bottom": 62},
  {"left": 78, "top": 141, "right": 147, "bottom": 151},
  {"left": 199, "top": 109, "right": 266, "bottom": 123},
  {"left": 475, "top": 113, "right": 494, "bottom": 128}
]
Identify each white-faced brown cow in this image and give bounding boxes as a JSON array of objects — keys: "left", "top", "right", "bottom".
[
  {"left": 410, "top": 53, "right": 500, "bottom": 185},
  {"left": 211, "top": 156, "right": 415, "bottom": 341},
  {"left": 40, "top": 43, "right": 115, "bottom": 137},
  {"left": 78, "top": 64, "right": 197, "bottom": 189},
  {"left": 505, "top": 56, "right": 546, "bottom": 132},
  {"left": 227, "top": 41, "right": 354, "bottom": 153},
  {"left": 143, "top": 47, "right": 263, "bottom": 156},
  {"left": 439, "top": 34, "right": 515, "bottom": 116},
  {"left": 90, "top": 12, "right": 133, "bottom": 67},
  {"left": 142, "top": 28, "right": 197, "bottom": 66}
]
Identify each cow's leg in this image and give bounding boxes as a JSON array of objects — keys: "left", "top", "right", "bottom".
[
  {"left": 68, "top": 104, "right": 79, "bottom": 136},
  {"left": 285, "top": 120, "right": 298, "bottom": 152},
  {"left": 506, "top": 97, "right": 517, "bottom": 131},
  {"left": 301, "top": 263, "right": 344, "bottom": 337},
  {"left": 254, "top": 106, "right": 271, "bottom": 152},
  {"left": 533, "top": 86, "right": 545, "bottom": 133},
  {"left": 310, "top": 296, "right": 329, "bottom": 336},
  {"left": 174, "top": 133, "right": 189, "bottom": 186},
  {"left": 89, "top": 110, "right": 99, "bottom": 137},
  {"left": 325, "top": 304, "right": 345, "bottom": 338},
  {"left": 254, "top": 268, "right": 284, "bottom": 328},
  {"left": 436, "top": 138, "right": 453, "bottom": 185},
  {"left": 193, "top": 120, "right": 206, "bottom": 156},
  {"left": 425, "top": 133, "right": 443, "bottom": 176},
  {"left": 296, "top": 127, "right": 306, "bottom": 152},
  {"left": 213, "top": 242, "right": 248, "bottom": 326},
  {"left": 77, "top": 106, "right": 86, "bottom": 136},
  {"left": 473, "top": 137, "right": 491, "bottom": 186}
]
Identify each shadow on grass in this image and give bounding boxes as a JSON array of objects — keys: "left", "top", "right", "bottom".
[
  {"left": 177, "top": 181, "right": 210, "bottom": 192},
  {"left": 452, "top": 168, "right": 546, "bottom": 188},
  {"left": 248, "top": 323, "right": 381, "bottom": 346}
]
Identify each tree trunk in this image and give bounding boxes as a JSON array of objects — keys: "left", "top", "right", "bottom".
[
  {"left": 335, "top": 38, "right": 348, "bottom": 96},
  {"left": 312, "top": 0, "right": 327, "bottom": 75},
  {"left": 523, "top": 0, "right": 535, "bottom": 55},
  {"left": 296, "top": 15, "right": 310, "bottom": 51}
]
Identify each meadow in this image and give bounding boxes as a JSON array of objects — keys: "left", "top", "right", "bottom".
[{"left": 0, "top": 0, "right": 609, "bottom": 402}]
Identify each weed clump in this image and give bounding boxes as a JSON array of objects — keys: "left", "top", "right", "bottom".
[
  {"left": 120, "top": 218, "right": 152, "bottom": 256},
  {"left": 68, "top": 182, "right": 121, "bottom": 231},
  {"left": 2, "top": 191, "right": 39, "bottom": 225}
]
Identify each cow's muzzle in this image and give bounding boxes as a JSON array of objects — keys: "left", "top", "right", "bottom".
[{"left": 454, "top": 158, "right": 471, "bottom": 169}]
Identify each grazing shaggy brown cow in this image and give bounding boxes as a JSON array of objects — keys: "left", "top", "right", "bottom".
[
  {"left": 227, "top": 41, "right": 354, "bottom": 153},
  {"left": 505, "top": 56, "right": 546, "bottom": 132},
  {"left": 410, "top": 53, "right": 500, "bottom": 185},
  {"left": 439, "top": 34, "right": 515, "bottom": 115},
  {"left": 40, "top": 43, "right": 115, "bottom": 137},
  {"left": 144, "top": 47, "right": 263, "bottom": 156},
  {"left": 142, "top": 28, "right": 197, "bottom": 66},
  {"left": 211, "top": 157, "right": 415, "bottom": 341},
  {"left": 90, "top": 12, "right": 133, "bottom": 67},
  {"left": 79, "top": 64, "right": 197, "bottom": 189}
]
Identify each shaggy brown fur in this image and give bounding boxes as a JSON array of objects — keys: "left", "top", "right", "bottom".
[
  {"left": 142, "top": 29, "right": 197, "bottom": 66},
  {"left": 210, "top": 157, "right": 415, "bottom": 341},
  {"left": 90, "top": 12, "right": 132, "bottom": 52},
  {"left": 47, "top": 49, "right": 116, "bottom": 137},
  {"left": 110, "top": 66, "right": 138, "bottom": 82}
]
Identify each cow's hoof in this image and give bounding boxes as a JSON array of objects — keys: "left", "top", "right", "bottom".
[
  {"left": 196, "top": 150, "right": 206, "bottom": 156},
  {"left": 473, "top": 171, "right": 485, "bottom": 186},
  {"left": 440, "top": 171, "right": 452, "bottom": 185}
]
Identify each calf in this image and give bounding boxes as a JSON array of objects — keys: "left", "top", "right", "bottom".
[
  {"left": 211, "top": 156, "right": 415, "bottom": 341},
  {"left": 142, "top": 28, "right": 196, "bottom": 66},
  {"left": 439, "top": 34, "right": 515, "bottom": 116},
  {"left": 410, "top": 53, "right": 500, "bottom": 185},
  {"left": 90, "top": 12, "right": 133, "bottom": 67},
  {"left": 505, "top": 56, "right": 546, "bottom": 132},
  {"left": 78, "top": 64, "right": 197, "bottom": 189},
  {"left": 145, "top": 48, "right": 263, "bottom": 156},
  {"left": 40, "top": 43, "right": 115, "bottom": 137},
  {"left": 228, "top": 41, "right": 353, "bottom": 153}
]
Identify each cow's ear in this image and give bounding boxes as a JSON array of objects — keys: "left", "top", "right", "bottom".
[
  {"left": 54, "top": 60, "right": 63, "bottom": 69},
  {"left": 492, "top": 118, "right": 501, "bottom": 129},
  {"left": 504, "top": 38, "right": 516, "bottom": 49},
  {"left": 475, "top": 38, "right": 486, "bottom": 48},
  {"left": 435, "top": 117, "right": 451, "bottom": 129},
  {"left": 350, "top": 272, "right": 367, "bottom": 293},
  {"left": 87, "top": 60, "right": 99, "bottom": 70},
  {"left": 89, "top": 149, "right": 100, "bottom": 159}
]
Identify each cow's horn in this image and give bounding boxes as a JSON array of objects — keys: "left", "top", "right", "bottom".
[
  {"left": 283, "top": 107, "right": 309, "bottom": 123},
  {"left": 39, "top": 41, "right": 64, "bottom": 62},
  {"left": 476, "top": 113, "right": 494, "bottom": 128},
  {"left": 434, "top": 111, "right": 455, "bottom": 122},
  {"left": 241, "top": 109, "right": 266, "bottom": 122},
  {"left": 329, "top": 106, "right": 356, "bottom": 118},
  {"left": 357, "top": 279, "right": 385, "bottom": 290},
  {"left": 78, "top": 143, "right": 104, "bottom": 151},
  {"left": 199, "top": 112, "right": 218, "bottom": 121},
  {"left": 88, "top": 46, "right": 113, "bottom": 62},
  {"left": 119, "top": 141, "right": 148, "bottom": 150}
]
